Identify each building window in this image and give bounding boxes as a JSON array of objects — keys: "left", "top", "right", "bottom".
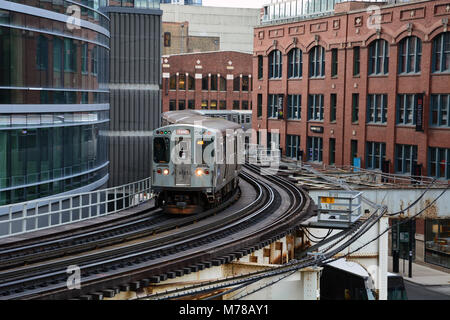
[
  {"left": 170, "top": 74, "right": 177, "bottom": 90},
  {"left": 201, "top": 100, "right": 208, "bottom": 109},
  {"left": 164, "top": 32, "right": 171, "bottom": 47},
  {"left": 395, "top": 144, "right": 418, "bottom": 175},
  {"left": 269, "top": 50, "right": 282, "bottom": 79},
  {"left": 81, "top": 43, "right": 88, "bottom": 73},
  {"left": 36, "top": 35, "right": 48, "bottom": 70},
  {"left": 430, "top": 94, "right": 450, "bottom": 127},
  {"left": 398, "top": 36, "right": 422, "bottom": 74},
  {"left": 432, "top": 32, "right": 450, "bottom": 73},
  {"left": 257, "top": 94, "right": 262, "bottom": 117},
  {"left": 258, "top": 55, "right": 263, "bottom": 79},
  {"left": 367, "top": 94, "right": 387, "bottom": 124},
  {"left": 331, "top": 48, "right": 338, "bottom": 77},
  {"left": 352, "top": 93, "right": 359, "bottom": 123},
  {"left": 307, "top": 136, "right": 323, "bottom": 162},
  {"left": 329, "top": 138, "right": 336, "bottom": 165},
  {"left": 366, "top": 141, "right": 386, "bottom": 170},
  {"left": 268, "top": 94, "right": 283, "bottom": 119},
  {"left": 169, "top": 100, "right": 176, "bottom": 111},
  {"left": 242, "top": 75, "right": 249, "bottom": 91},
  {"left": 210, "top": 74, "right": 218, "bottom": 91},
  {"left": 288, "top": 48, "right": 302, "bottom": 78},
  {"left": 330, "top": 94, "right": 337, "bottom": 122},
  {"left": 178, "top": 74, "right": 186, "bottom": 90},
  {"left": 91, "top": 46, "right": 97, "bottom": 75},
  {"left": 233, "top": 100, "right": 240, "bottom": 110},
  {"left": 286, "top": 135, "right": 300, "bottom": 159},
  {"left": 188, "top": 75, "right": 195, "bottom": 90},
  {"left": 309, "top": 45, "right": 325, "bottom": 78},
  {"left": 351, "top": 139, "right": 358, "bottom": 164},
  {"left": 219, "top": 76, "right": 226, "bottom": 91},
  {"left": 429, "top": 147, "right": 450, "bottom": 179},
  {"left": 353, "top": 46, "right": 360, "bottom": 76},
  {"left": 219, "top": 100, "right": 226, "bottom": 110},
  {"left": 425, "top": 219, "right": 450, "bottom": 269},
  {"left": 308, "top": 94, "right": 324, "bottom": 121},
  {"left": 210, "top": 100, "right": 217, "bottom": 110},
  {"left": 397, "top": 94, "right": 419, "bottom": 125},
  {"left": 65, "top": 39, "right": 77, "bottom": 72},
  {"left": 287, "top": 94, "right": 301, "bottom": 120},
  {"left": 233, "top": 76, "right": 240, "bottom": 91},
  {"left": 202, "top": 75, "right": 209, "bottom": 90},
  {"left": 53, "top": 38, "right": 63, "bottom": 72},
  {"left": 188, "top": 100, "right": 195, "bottom": 109},
  {"left": 368, "top": 39, "right": 389, "bottom": 76},
  {"left": 178, "top": 100, "right": 185, "bottom": 110},
  {"left": 242, "top": 101, "right": 249, "bottom": 110}
]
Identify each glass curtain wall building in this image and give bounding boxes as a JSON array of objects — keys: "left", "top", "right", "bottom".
[{"left": 0, "top": 0, "right": 110, "bottom": 206}]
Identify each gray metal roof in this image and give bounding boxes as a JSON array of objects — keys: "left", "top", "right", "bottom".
[{"left": 162, "top": 110, "right": 241, "bottom": 133}]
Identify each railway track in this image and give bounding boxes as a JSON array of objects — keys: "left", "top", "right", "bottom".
[{"left": 0, "top": 164, "right": 313, "bottom": 300}]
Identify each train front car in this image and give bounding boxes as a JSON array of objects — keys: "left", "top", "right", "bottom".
[{"left": 151, "top": 117, "right": 242, "bottom": 214}]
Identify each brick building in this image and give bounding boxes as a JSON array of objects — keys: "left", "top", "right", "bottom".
[
  {"left": 161, "top": 51, "right": 253, "bottom": 112},
  {"left": 253, "top": 0, "right": 450, "bottom": 180}
]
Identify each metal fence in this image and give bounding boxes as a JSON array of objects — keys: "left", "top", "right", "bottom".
[
  {"left": 0, "top": 177, "right": 152, "bottom": 239},
  {"left": 316, "top": 191, "right": 363, "bottom": 228}
]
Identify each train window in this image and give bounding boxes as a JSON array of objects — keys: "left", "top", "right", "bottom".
[
  {"left": 154, "top": 137, "right": 170, "bottom": 163},
  {"left": 196, "top": 138, "right": 215, "bottom": 164}
]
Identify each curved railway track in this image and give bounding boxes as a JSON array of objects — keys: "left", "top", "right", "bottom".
[{"left": 0, "top": 164, "right": 313, "bottom": 300}]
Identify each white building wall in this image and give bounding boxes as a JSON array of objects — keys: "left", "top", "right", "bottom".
[{"left": 161, "top": 4, "right": 261, "bottom": 53}]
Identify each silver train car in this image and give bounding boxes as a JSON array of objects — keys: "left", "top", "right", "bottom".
[{"left": 152, "top": 111, "right": 244, "bottom": 214}]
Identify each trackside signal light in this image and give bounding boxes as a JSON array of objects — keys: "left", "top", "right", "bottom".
[{"left": 163, "top": 168, "right": 170, "bottom": 175}]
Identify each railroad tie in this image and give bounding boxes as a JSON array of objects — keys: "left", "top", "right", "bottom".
[
  {"left": 102, "top": 289, "right": 116, "bottom": 298},
  {"left": 140, "top": 279, "right": 150, "bottom": 287},
  {"left": 91, "top": 292, "right": 103, "bottom": 300},
  {"left": 119, "top": 284, "right": 130, "bottom": 292},
  {"left": 129, "top": 281, "right": 140, "bottom": 291}
]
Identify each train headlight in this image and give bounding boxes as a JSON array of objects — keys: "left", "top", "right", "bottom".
[
  {"left": 195, "top": 168, "right": 204, "bottom": 176},
  {"left": 163, "top": 168, "right": 170, "bottom": 175}
]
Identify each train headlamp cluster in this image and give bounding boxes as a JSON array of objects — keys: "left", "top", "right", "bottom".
[
  {"left": 195, "top": 168, "right": 209, "bottom": 176},
  {"left": 156, "top": 168, "right": 170, "bottom": 175}
]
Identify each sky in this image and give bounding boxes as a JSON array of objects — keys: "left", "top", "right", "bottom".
[{"left": 202, "top": 0, "right": 268, "bottom": 8}]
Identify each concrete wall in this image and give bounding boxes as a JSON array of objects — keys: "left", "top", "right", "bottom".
[{"left": 161, "top": 4, "right": 260, "bottom": 53}]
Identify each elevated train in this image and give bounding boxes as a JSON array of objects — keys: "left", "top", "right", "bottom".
[{"left": 152, "top": 110, "right": 246, "bottom": 214}]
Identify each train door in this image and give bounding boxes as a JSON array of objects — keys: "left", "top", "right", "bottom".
[{"left": 174, "top": 136, "right": 191, "bottom": 186}]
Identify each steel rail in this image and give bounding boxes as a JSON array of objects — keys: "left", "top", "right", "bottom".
[{"left": 0, "top": 172, "right": 270, "bottom": 299}]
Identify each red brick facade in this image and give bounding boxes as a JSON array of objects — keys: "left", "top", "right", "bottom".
[
  {"left": 161, "top": 51, "right": 253, "bottom": 112},
  {"left": 253, "top": 0, "right": 450, "bottom": 177}
]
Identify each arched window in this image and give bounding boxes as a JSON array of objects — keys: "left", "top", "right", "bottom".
[
  {"left": 432, "top": 32, "right": 450, "bottom": 73},
  {"left": 268, "top": 50, "right": 282, "bottom": 79},
  {"left": 288, "top": 48, "right": 302, "bottom": 78},
  {"left": 169, "top": 74, "right": 177, "bottom": 90},
  {"left": 368, "top": 39, "right": 389, "bottom": 75},
  {"left": 309, "top": 46, "right": 325, "bottom": 78},
  {"left": 187, "top": 74, "right": 195, "bottom": 90},
  {"left": 178, "top": 73, "right": 186, "bottom": 90},
  {"left": 219, "top": 76, "right": 226, "bottom": 91},
  {"left": 398, "top": 36, "right": 422, "bottom": 74}
]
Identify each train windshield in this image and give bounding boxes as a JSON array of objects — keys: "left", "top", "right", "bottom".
[{"left": 154, "top": 137, "right": 170, "bottom": 163}]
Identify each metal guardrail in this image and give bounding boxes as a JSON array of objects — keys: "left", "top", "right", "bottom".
[
  {"left": 316, "top": 191, "right": 363, "bottom": 228},
  {"left": 0, "top": 177, "right": 153, "bottom": 239}
]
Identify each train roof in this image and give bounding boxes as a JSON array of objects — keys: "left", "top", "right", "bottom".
[{"left": 161, "top": 110, "right": 241, "bottom": 133}]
